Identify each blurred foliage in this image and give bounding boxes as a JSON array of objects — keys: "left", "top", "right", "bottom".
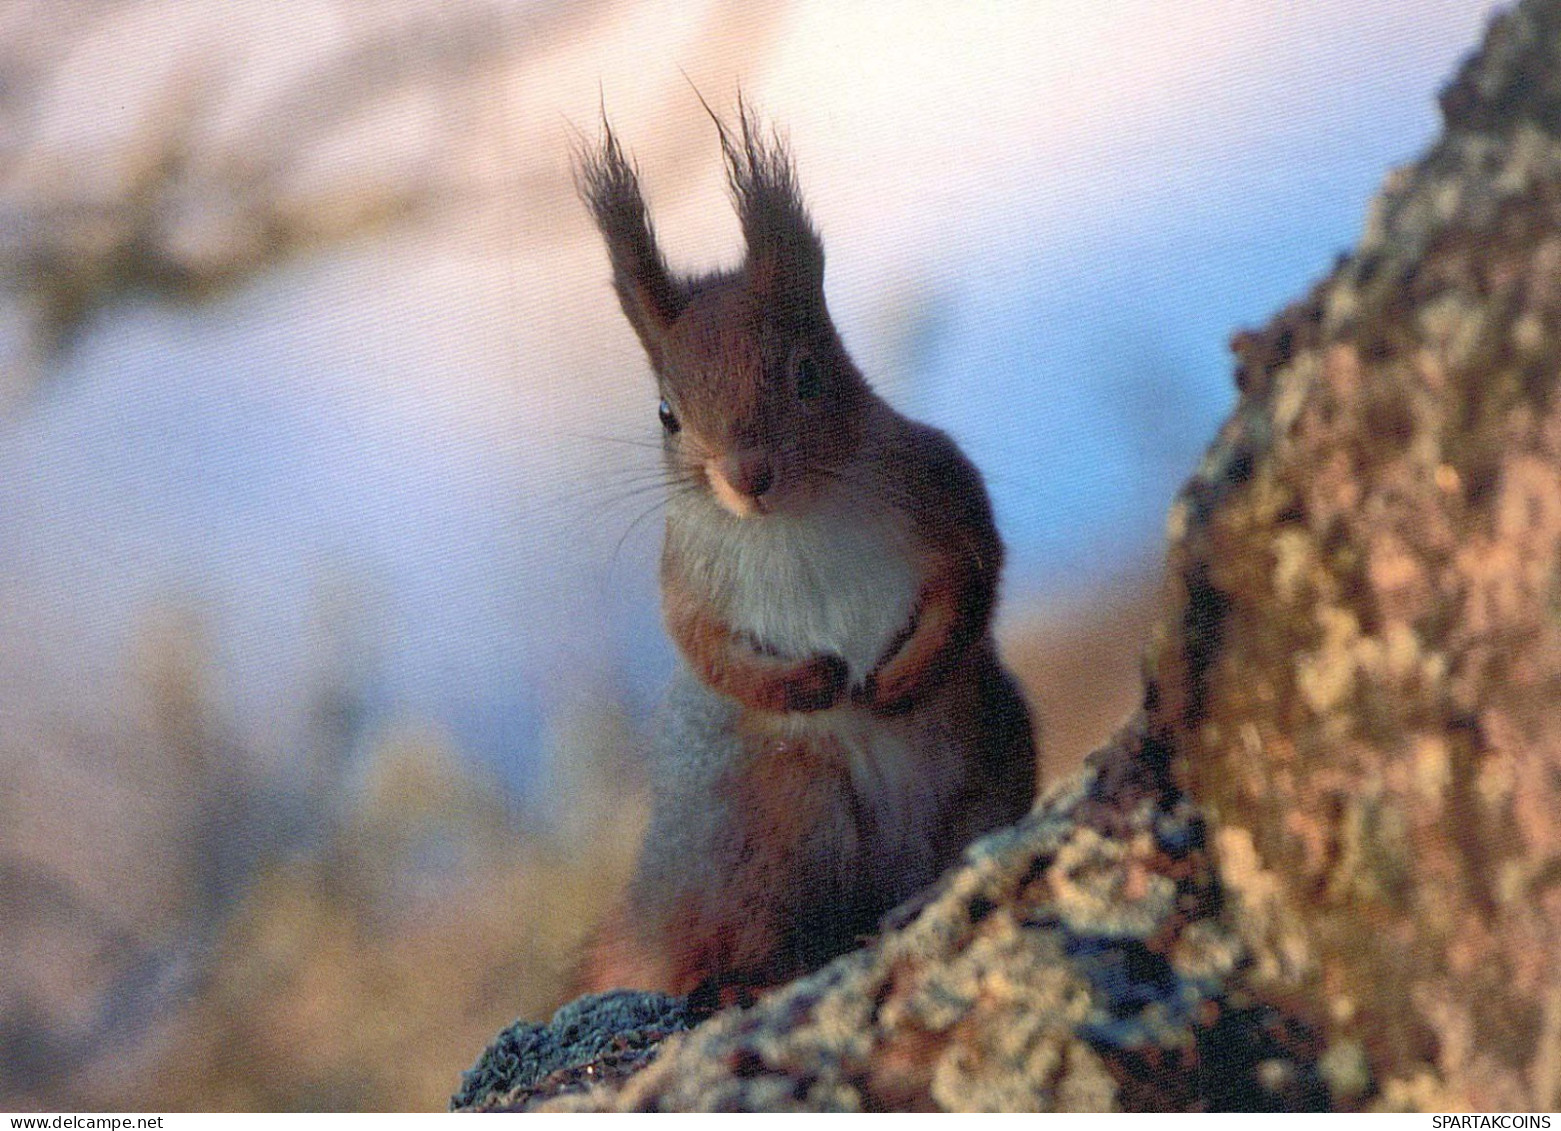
[
  {"left": 1, "top": 593, "right": 645, "bottom": 1110},
  {"left": 135, "top": 723, "right": 644, "bottom": 1112}
]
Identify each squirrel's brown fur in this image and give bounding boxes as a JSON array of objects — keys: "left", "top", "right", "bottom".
[{"left": 574, "top": 102, "right": 1037, "bottom": 1003}]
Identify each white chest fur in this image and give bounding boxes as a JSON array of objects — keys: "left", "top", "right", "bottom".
[{"left": 667, "top": 495, "right": 921, "bottom": 680}]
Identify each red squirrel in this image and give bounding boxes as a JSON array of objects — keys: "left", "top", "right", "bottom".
[{"left": 574, "top": 103, "right": 1037, "bottom": 1004}]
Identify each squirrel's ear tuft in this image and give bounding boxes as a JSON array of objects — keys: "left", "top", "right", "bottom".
[
  {"left": 575, "top": 115, "right": 685, "bottom": 369},
  {"left": 714, "top": 96, "right": 824, "bottom": 309}
]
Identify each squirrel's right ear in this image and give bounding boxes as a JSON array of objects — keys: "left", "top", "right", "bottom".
[{"left": 576, "top": 120, "right": 685, "bottom": 369}]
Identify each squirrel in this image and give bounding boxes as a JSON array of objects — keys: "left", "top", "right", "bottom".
[{"left": 573, "top": 102, "right": 1038, "bottom": 1005}]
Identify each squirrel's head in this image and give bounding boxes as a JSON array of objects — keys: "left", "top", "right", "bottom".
[{"left": 577, "top": 102, "right": 871, "bottom": 518}]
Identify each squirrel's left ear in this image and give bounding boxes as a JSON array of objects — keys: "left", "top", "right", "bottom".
[
  {"left": 720, "top": 100, "right": 825, "bottom": 310},
  {"left": 576, "top": 117, "right": 686, "bottom": 371}
]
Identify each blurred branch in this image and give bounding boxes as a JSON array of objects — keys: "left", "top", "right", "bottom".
[
  {"left": 0, "top": 0, "right": 795, "bottom": 411},
  {"left": 0, "top": 0, "right": 615, "bottom": 399},
  {"left": 0, "top": 856, "right": 188, "bottom": 1102}
]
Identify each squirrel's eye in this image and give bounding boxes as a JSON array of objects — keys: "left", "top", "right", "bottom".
[
  {"left": 658, "top": 398, "right": 681, "bottom": 434},
  {"left": 794, "top": 353, "right": 823, "bottom": 401}
]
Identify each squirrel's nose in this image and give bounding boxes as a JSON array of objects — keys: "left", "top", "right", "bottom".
[
  {"left": 708, "top": 452, "right": 780, "bottom": 517},
  {"left": 722, "top": 450, "right": 775, "bottom": 500}
]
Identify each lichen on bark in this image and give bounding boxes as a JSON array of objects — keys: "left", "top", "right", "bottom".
[{"left": 1160, "top": 0, "right": 1561, "bottom": 1109}]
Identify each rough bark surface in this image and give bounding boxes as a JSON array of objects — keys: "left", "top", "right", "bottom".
[
  {"left": 458, "top": 0, "right": 1561, "bottom": 1110},
  {"left": 1167, "top": 0, "right": 1561, "bottom": 1109}
]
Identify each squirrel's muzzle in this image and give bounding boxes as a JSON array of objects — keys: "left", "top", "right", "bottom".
[{"left": 707, "top": 449, "right": 776, "bottom": 517}]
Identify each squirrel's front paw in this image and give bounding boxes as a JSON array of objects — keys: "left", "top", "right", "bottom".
[
  {"left": 853, "top": 666, "right": 917, "bottom": 716},
  {"left": 776, "top": 653, "right": 848, "bottom": 712},
  {"left": 854, "top": 619, "right": 925, "bottom": 716}
]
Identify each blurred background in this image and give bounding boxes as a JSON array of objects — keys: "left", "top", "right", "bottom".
[{"left": 0, "top": 0, "right": 1504, "bottom": 1111}]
